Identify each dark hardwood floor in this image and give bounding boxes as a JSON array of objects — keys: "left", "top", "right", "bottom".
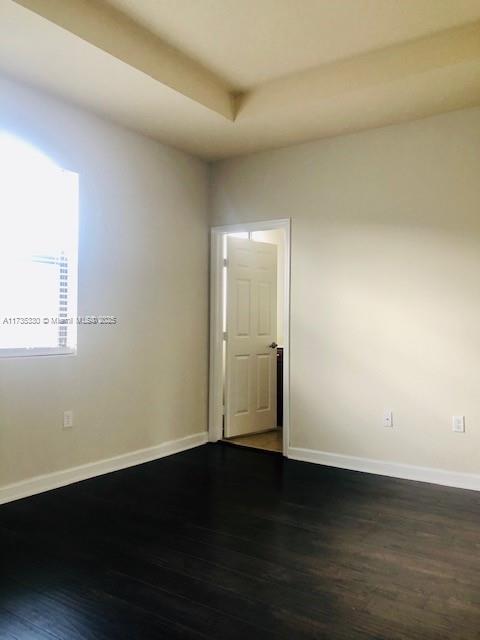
[{"left": 0, "top": 443, "right": 479, "bottom": 640}]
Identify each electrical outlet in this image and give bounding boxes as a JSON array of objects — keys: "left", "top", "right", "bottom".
[
  {"left": 452, "top": 416, "right": 465, "bottom": 433},
  {"left": 383, "top": 410, "right": 393, "bottom": 428},
  {"left": 63, "top": 410, "right": 74, "bottom": 429}
]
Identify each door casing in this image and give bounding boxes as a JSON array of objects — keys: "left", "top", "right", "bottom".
[{"left": 209, "top": 219, "right": 291, "bottom": 455}]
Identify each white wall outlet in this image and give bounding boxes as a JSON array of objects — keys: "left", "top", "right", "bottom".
[
  {"left": 63, "top": 410, "right": 74, "bottom": 429},
  {"left": 383, "top": 410, "right": 393, "bottom": 428},
  {"left": 452, "top": 416, "right": 465, "bottom": 433}
]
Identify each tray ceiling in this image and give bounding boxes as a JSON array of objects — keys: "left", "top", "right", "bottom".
[{"left": 1, "top": 0, "right": 480, "bottom": 159}]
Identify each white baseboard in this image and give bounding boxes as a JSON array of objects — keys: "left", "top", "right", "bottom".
[
  {"left": 0, "top": 431, "right": 208, "bottom": 505},
  {"left": 287, "top": 446, "right": 480, "bottom": 492}
]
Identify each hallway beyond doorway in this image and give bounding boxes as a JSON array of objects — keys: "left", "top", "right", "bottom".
[{"left": 224, "top": 428, "right": 282, "bottom": 453}]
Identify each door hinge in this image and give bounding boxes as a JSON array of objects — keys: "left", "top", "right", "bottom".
[
  {"left": 223, "top": 258, "right": 228, "bottom": 267},
  {"left": 223, "top": 331, "right": 227, "bottom": 341}
]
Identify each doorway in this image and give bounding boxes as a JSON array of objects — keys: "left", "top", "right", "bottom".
[{"left": 209, "top": 219, "right": 290, "bottom": 455}]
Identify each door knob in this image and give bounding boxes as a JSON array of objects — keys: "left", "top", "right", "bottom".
[{"left": 269, "top": 342, "right": 278, "bottom": 349}]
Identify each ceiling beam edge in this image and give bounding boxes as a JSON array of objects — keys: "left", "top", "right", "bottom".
[
  {"left": 237, "top": 21, "right": 480, "bottom": 119},
  {"left": 13, "top": 0, "right": 235, "bottom": 120}
]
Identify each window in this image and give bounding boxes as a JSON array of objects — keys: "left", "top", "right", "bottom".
[{"left": 0, "top": 132, "right": 79, "bottom": 357}]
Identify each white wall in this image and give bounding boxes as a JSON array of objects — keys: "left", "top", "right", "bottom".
[
  {"left": 0, "top": 74, "right": 209, "bottom": 488},
  {"left": 211, "top": 107, "right": 480, "bottom": 475}
]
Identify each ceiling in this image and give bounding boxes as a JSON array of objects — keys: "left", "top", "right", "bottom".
[
  {"left": 1, "top": 0, "right": 480, "bottom": 159},
  {"left": 104, "top": 0, "right": 480, "bottom": 88}
]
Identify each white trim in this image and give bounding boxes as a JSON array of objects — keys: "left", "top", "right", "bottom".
[
  {"left": 209, "top": 226, "right": 226, "bottom": 443},
  {"left": 0, "top": 431, "right": 208, "bottom": 505},
  {"left": 287, "top": 447, "right": 480, "bottom": 492},
  {"left": 0, "top": 347, "right": 76, "bottom": 359},
  {"left": 211, "top": 219, "right": 291, "bottom": 234},
  {"left": 209, "top": 219, "right": 291, "bottom": 455}
]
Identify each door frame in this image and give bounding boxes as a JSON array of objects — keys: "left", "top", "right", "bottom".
[{"left": 209, "top": 218, "right": 291, "bottom": 455}]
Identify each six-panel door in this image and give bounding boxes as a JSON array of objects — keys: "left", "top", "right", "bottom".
[{"left": 224, "top": 236, "right": 277, "bottom": 437}]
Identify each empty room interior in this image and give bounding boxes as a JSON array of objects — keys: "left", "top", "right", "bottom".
[{"left": 0, "top": 1, "right": 479, "bottom": 638}]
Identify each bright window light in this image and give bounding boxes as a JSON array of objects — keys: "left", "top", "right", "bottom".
[{"left": 0, "top": 132, "right": 79, "bottom": 357}]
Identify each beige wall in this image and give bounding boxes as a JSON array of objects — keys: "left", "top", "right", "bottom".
[
  {"left": 211, "top": 107, "right": 480, "bottom": 474},
  {"left": 0, "top": 75, "right": 209, "bottom": 488}
]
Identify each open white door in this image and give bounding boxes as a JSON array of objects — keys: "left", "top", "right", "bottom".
[{"left": 224, "top": 236, "right": 277, "bottom": 437}]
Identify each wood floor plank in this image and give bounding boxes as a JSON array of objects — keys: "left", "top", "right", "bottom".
[
  {"left": 0, "top": 443, "right": 479, "bottom": 639},
  {"left": 0, "top": 608, "right": 63, "bottom": 640}
]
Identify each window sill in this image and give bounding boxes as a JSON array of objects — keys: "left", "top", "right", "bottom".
[{"left": 0, "top": 347, "right": 77, "bottom": 359}]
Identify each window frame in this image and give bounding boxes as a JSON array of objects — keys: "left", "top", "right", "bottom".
[
  {"left": 0, "top": 133, "right": 79, "bottom": 359},
  {"left": 0, "top": 346, "right": 76, "bottom": 359}
]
